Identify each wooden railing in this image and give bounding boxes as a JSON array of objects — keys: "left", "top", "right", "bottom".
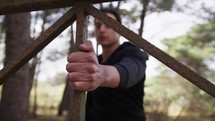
[{"left": 0, "top": 0, "right": 214, "bottom": 121}]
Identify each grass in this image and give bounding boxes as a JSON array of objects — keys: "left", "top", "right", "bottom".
[
  {"left": 28, "top": 106, "right": 213, "bottom": 121},
  {"left": 28, "top": 106, "right": 66, "bottom": 121},
  {"left": 30, "top": 82, "right": 65, "bottom": 108},
  {"left": 28, "top": 114, "right": 65, "bottom": 121},
  {"left": 28, "top": 82, "right": 66, "bottom": 121},
  {"left": 1, "top": 81, "right": 214, "bottom": 121}
]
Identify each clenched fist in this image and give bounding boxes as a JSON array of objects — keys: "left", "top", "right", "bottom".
[{"left": 66, "top": 41, "right": 106, "bottom": 91}]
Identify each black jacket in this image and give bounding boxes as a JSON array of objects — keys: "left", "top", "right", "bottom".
[{"left": 86, "top": 42, "right": 148, "bottom": 121}]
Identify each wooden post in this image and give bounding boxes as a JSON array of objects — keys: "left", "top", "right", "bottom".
[{"left": 66, "top": 2, "right": 89, "bottom": 121}]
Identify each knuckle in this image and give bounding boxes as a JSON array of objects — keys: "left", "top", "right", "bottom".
[
  {"left": 86, "top": 54, "right": 97, "bottom": 63},
  {"left": 66, "top": 63, "right": 71, "bottom": 72},
  {"left": 83, "top": 63, "right": 95, "bottom": 73},
  {"left": 67, "top": 73, "right": 74, "bottom": 81},
  {"left": 67, "top": 54, "right": 71, "bottom": 62},
  {"left": 88, "top": 64, "right": 97, "bottom": 73},
  {"left": 67, "top": 53, "right": 75, "bottom": 62},
  {"left": 87, "top": 74, "right": 95, "bottom": 81}
]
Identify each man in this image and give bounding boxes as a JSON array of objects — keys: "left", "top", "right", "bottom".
[{"left": 66, "top": 9, "right": 148, "bottom": 121}]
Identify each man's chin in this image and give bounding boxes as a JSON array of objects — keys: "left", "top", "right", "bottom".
[{"left": 98, "top": 41, "right": 108, "bottom": 45}]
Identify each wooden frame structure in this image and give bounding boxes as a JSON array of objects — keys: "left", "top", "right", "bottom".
[{"left": 0, "top": 0, "right": 214, "bottom": 121}]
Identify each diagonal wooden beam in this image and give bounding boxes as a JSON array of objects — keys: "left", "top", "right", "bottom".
[
  {"left": 85, "top": 4, "right": 215, "bottom": 98},
  {"left": 0, "top": 8, "right": 76, "bottom": 85},
  {"left": 0, "top": 0, "right": 125, "bottom": 15}
]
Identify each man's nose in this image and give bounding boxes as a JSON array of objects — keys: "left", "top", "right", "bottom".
[{"left": 99, "top": 24, "right": 107, "bottom": 32}]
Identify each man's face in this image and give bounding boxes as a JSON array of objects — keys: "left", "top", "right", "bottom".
[{"left": 95, "top": 13, "right": 120, "bottom": 47}]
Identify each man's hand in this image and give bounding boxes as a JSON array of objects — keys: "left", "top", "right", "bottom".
[{"left": 66, "top": 41, "right": 105, "bottom": 91}]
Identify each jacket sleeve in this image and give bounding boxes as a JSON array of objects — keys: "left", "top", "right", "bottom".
[{"left": 114, "top": 49, "right": 148, "bottom": 89}]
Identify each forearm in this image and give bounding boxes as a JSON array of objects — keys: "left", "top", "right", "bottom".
[{"left": 100, "top": 65, "right": 120, "bottom": 88}]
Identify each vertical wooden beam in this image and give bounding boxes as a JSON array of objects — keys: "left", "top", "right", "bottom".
[{"left": 67, "top": 2, "right": 88, "bottom": 121}]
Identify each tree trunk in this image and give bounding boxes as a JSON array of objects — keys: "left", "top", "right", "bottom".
[
  {"left": 138, "top": 0, "right": 149, "bottom": 36},
  {"left": 58, "top": 79, "right": 72, "bottom": 116},
  {"left": 0, "top": 13, "right": 33, "bottom": 121},
  {"left": 58, "top": 25, "right": 74, "bottom": 117},
  {"left": 31, "top": 10, "right": 48, "bottom": 118}
]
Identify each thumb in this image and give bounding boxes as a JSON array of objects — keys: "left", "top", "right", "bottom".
[{"left": 79, "top": 41, "right": 95, "bottom": 53}]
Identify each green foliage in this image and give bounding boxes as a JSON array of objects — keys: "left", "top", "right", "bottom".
[
  {"left": 158, "top": 20, "right": 215, "bottom": 116},
  {"left": 163, "top": 21, "right": 215, "bottom": 74},
  {"left": 145, "top": 69, "right": 190, "bottom": 111},
  {"left": 148, "top": 0, "right": 176, "bottom": 12},
  {"left": 145, "top": 4, "right": 215, "bottom": 118},
  {"left": 121, "top": 6, "right": 139, "bottom": 23}
]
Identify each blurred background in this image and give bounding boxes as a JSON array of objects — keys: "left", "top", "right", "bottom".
[{"left": 0, "top": 0, "right": 215, "bottom": 121}]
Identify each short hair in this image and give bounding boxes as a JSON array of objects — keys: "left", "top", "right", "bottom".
[{"left": 100, "top": 8, "right": 122, "bottom": 24}]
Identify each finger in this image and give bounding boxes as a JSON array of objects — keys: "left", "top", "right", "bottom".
[
  {"left": 67, "top": 70, "right": 99, "bottom": 82},
  {"left": 67, "top": 52, "right": 98, "bottom": 63},
  {"left": 68, "top": 72, "right": 91, "bottom": 82},
  {"left": 66, "top": 63, "right": 98, "bottom": 73},
  {"left": 66, "top": 63, "right": 83, "bottom": 72},
  {"left": 67, "top": 52, "right": 84, "bottom": 62},
  {"left": 79, "top": 41, "right": 95, "bottom": 53}
]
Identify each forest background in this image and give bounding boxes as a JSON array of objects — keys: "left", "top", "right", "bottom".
[{"left": 0, "top": 0, "right": 214, "bottom": 121}]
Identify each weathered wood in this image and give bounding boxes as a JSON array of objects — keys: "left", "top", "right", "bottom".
[
  {"left": 0, "top": 0, "right": 125, "bottom": 15},
  {"left": 66, "top": 2, "right": 88, "bottom": 121},
  {"left": 0, "top": 8, "right": 76, "bottom": 84},
  {"left": 85, "top": 4, "right": 215, "bottom": 98}
]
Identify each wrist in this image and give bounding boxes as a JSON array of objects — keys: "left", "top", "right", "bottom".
[{"left": 99, "top": 65, "right": 120, "bottom": 88}]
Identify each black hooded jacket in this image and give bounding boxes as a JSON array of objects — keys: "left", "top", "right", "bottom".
[{"left": 86, "top": 42, "right": 148, "bottom": 121}]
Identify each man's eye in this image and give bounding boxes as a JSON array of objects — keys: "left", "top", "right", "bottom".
[
  {"left": 105, "top": 24, "right": 110, "bottom": 28},
  {"left": 95, "top": 23, "right": 101, "bottom": 29}
]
